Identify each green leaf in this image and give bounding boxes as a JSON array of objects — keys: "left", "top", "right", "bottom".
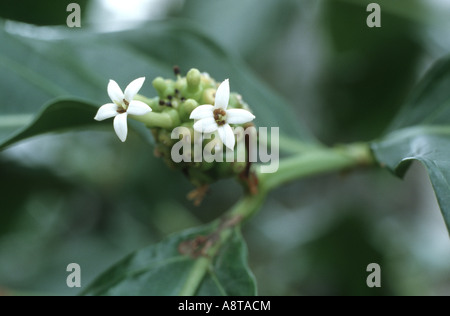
[
  {"left": 387, "top": 55, "right": 450, "bottom": 131},
  {"left": 0, "top": 99, "right": 105, "bottom": 151},
  {"left": 372, "top": 126, "right": 450, "bottom": 231},
  {"left": 0, "top": 19, "right": 315, "bottom": 150},
  {"left": 372, "top": 55, "right": 450, "bottom": 232},
  {"left": 81, "top": 224, "right": 256, "bottom": 296}
]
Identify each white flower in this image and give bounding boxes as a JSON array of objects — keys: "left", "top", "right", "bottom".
[
  {"left": 189, "top": 79, "right": 255, "bottom": 149},
  {"left": 94, "top": 77, "right": 152, "bottom": 142}
]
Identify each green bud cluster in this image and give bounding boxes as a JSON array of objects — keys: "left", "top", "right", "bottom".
[{"left": 141, "top": 68, "right": 254, "bottom": 188}]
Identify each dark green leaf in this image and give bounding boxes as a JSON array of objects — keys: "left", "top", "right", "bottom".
[
  {"left": 372, "top": 126, "right": 450, "bottom": 231},
  {"left": 81, "top": 225, "right": 256, "bottom": 296},
  {"left": 195, "top": 228, "right": 256, "bottom": 296},
  {"left": 372, "top": 55, "right": 450, "bottom": 232},
  {"left": 0, "top": 99, "right": 105, "bottom": 151},
  {"left": 387, "top": 55, "right": 450, "bottom": 131}
]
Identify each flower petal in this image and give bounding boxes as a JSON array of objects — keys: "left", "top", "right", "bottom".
[
  {"left": 190, "top": 104, "right": 214, "bottom": 120},
  {"left": 94, "top": 103, "right": 119, "bottom": 121},
  {"left": 124, "top": 77, "right": 145, "bottom": 102},
  {"left": 214, "top": 79, "right": 230, "bottom": 110},
  {"left": 226, "top": 109, "right": 255, "bottom": 124},
  {"left": 217, "top": 124, "right": 235, "bottom": 149},
  {"left": 127, "top": 100, "right": 152, "bottom": 116},
  {"left": 113, "top": 113, "right": 128, "bottom": 142},
  {"left": 193, "top": 117, "right": 218, "bottom": 133},
  {"left": 108, "top": 80, "right": 124, "bottom": 104}
]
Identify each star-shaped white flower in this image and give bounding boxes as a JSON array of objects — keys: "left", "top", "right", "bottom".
[
  {"left": 94, "top": 77, "right": 152, "bottom": 142},
  {"left": 189, "top": 79, "right": 255, "bottom": 149}
]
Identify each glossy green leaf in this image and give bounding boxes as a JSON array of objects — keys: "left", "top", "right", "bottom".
[
  {"left": 0, "top": 19, "right": 315, "bottom": 150},
  {"left": 387, "top": 55, "right": 450, "bottom": 130},
  {"left": 0, "top": 99, "right": 105, "bottom": 151},
  {"left": 81, "top": 225, "right": 256, "bottom": 296},
  {"left": 372, "top": 55, "right": 450, "bottom": 232}
]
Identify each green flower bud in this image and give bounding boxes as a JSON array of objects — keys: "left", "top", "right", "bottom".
[
  {"left": 175, "top": 78, "right": 187, "bottom": 93},
  {"left": 158, "top": 129, "right": 175, "bottom": 147},
  {"left": 186, "top": 68, "right": 201, "bottom": 91},
  {"left": 179, "top": 99, "right": 198, "bottom": 122},
  {"left": 162, "top": 108, "right": 181, "bottom": 128},
  {"left": 152, "top": 77, "right": 167, "bottom": 98},
  {"left": 202, "top": 88, "right": 216, "bottom": 105},
  {"left": 135, "top": 95, "right": 164, "bottom": 112},
  {"left": 164, "top": 81, "right": 176, "bottom": 99},
  {"left": 229, "top": 93, "right": 244, "bottom": 109}
]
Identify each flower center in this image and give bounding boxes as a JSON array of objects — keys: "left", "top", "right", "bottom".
[
  {"left": 213, "top": 108, "right": 227, "bottom": 126},
  {"left": 117, "top": 99, "right": 129, "bottom": 113}
]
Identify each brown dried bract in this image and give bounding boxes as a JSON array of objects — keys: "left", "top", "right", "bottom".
[
  {"left": 153, "top": 147, "right": 163, "bottom": 158},
  {"left": 177, "top": 235, "right": 217, "bottom": 258},
  {"left": 177, "top": 216, "right": 243, "bottom": 258},
  {"left": 187, "top": 185, "right": 209, "bottom": 206}
]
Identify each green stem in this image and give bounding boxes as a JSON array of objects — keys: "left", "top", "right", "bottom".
[
  {"left": 134, "top": 94, "right": 162, "bottom": 111},
  {"left": 178, "top": 257, "right": 211, "bottom": 296},
  {"left": 131, "top": 95, "right": 181, "bottom": 129},
  {"left": 178, "top": 222, "right": 235, "bottom": 296},
  {"left": 231, "top": 142, "right": 375, "bottom": 222},
  {"left": 229, "top": 190, "right": 268, "bottom": 224},
  {"left": 260, "top": 142, "right": 374, "bottom": 193},
  {"left": 129, "top": 112, "right": 176, "bottom": 129}
]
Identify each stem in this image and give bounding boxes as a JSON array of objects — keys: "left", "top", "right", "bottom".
[
  {"left": 134, "top": 94, "right": 162, "bottom": 111},
  {"left": 231, "top": 142, "right": 375, "bottom": 222},
  {"left": 260, "top": 142, "right": 374, "bottom": 192},
  {"left": 178, "top": 257, "right": 210, "bottom": 296},
  {"left": 178, "top": 223, "right": 235, "bottom": 296},
  {"left": 129, "top": 112, "right": 175, "bottom": 129},
  {"left": 229, "top": 190, "right": 268, "bottom": 224},
  {"left": 131, "top": 95, "right": 181, "bottom": 129}
]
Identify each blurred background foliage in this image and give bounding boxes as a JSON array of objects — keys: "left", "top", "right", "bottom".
[
  {"left": 0, "top": 0, "right": 89, "bottom": 26},
  {"left": 0, "top": 0, "right": 449, "bottom": 295}
]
